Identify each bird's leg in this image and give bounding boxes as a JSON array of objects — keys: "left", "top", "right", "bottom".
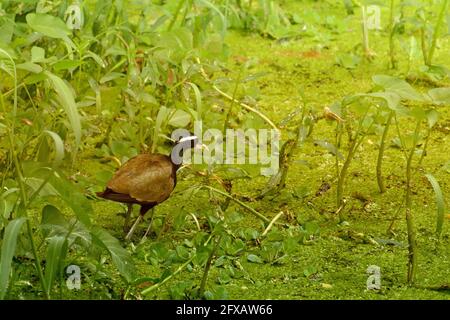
[
  {"left": 125, "top": 215, "right": 142, "bottom": 241},
  {"left": 141, "top": 208, "right": 155, "bottom": 241},
  {"left": 125, "top": 204, "right": 153, "bottom": 241},
  {"left": 123, "top": 203, "right": 133, "bottom": 233}
]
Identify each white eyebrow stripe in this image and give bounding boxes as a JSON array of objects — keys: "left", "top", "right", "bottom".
[{"left": 178, "top": 136, "right": 197, "bottom": 143}]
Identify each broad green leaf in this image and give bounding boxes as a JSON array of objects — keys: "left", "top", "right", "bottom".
[
  {"left": 0, "top": 48, "right": 15, "bottom": 78},
  {"left": 100, "top": 72, "right": 125, "bottom": 84},
  {"left": 26, "top": 13, "right": 71, "bottom": 39},
  {"left": 43, "top": 130, "right": 64, "bottom": 165},
  {"left": 425, "top": 174, "right": 446, "bottom": 237},
  {"left": 31, "top": 46, "right": 46, "bottom": 63},
  {"left": 24, "top": 177, "right": 60, "bottom": 197},
  {"left": 168, "top": 109, "right": 191, "bottom": 127},
  {"left": 314, "top": 140, "right": 344, "bottom": 160},
  {"left": 16, "top": 62, "right": 42, "bottom": 73},
  {"left": 91, "top": 228, "right": 136, "bottom": 283},
  {"left": 44, "top": 71, "right": 81, "bottom": 147},
  {"left": 49, "top": 174, "right": 92, "bottom": 227},
  {"left": 44, "top": 236, "right": 67, "bottom": 296},
  {"left": 426, "top": 110, "right": 439, "bottom": 128},
  {"left": 0, "top": 217, "right": 27, "bottom": 300},
  {"left": 247, "top": 254, "right": 263, "bottom": 264},
  {"left": 53, "top": 59, "right": 83, "bottom": 71},
  {"left": 365, "top": 92, "right": 409, "bottom": 114},
  {"left": 427, "top": 88, "right": 450, "bottom": 105},
  {"left": 372, "top": 75, "right": 424, "bottom": 101},
  {"left": 41, "top": 205, "right": 67, "bottom": 228}
]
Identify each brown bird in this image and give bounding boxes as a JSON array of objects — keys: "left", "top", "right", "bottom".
[{"left": 96, "top": 134, "right": 201, "bottom": 240}]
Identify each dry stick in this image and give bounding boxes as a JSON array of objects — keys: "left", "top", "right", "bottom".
[
  {"left": 141, "top": 255, "right": 196, "bottom": 295},
  {"left": 262, "top": 211, "right": 284, "bottom": 237},
  {"left": 213, "top": 85, "right": 279, "bottom": 131},
  {"left": 203, "top": 185, "right": 271, "bottom": 224},
  {"left": 194, "top": 57, "right": 278, "bottom": 132}
]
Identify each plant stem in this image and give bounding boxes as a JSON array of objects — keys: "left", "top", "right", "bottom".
[
  {"left": 405, "top": 120, "right": 421, "bottom": 285},
  {"left": 1, "top": 91, "right": 49, "bottom": 299},
  {"left": 376, "top": 111, "right": 394, "bottom": 193},
  {"left": 223, "top": 69, "right": 242, "bottom": 134},
  {"left": 420, "top": 27, "right": 428, "bottom": 66},
  {"left": 199, "top": 235, "right": 222, "bottom": 298},
  {"left": 168, "top": 0, "right": 186, "bottom": 31},
  {"left": 141, "top": 255, "right": 196, "bottom": 295},
  {"left": 426, "top": 0, "right": 448, "bottom": 66},
  {"left": 388, "top": 0, "right": 397, "bottom": 68}
]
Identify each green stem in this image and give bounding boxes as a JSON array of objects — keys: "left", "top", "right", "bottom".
[
  {"left": 167, "top": 0, "right": 186, "bottom": 31},
  {"left": 388, "top": 0, "right": 396, "bottom": 69},
  {"left": 405, "top": 120, "right": 421, "bottom": 285},
  {"left": 199, "top": 235, "right": 222, "bottom": 298},
  {"left": 141, "top": 255, "right": 196, "bottom": 295},
  {"left": 418, "top": 128, "right": 431, "bottom": 167},
  {"left": 420, "top": 27, "right": 428, "bottom": 66},
  {"left": 223, "top": 69, "right": 242, "bottom": 135},
  {"left": 1, "top": 79, "right": 49, "bottom": 299},
  {"left": 376, "top": 111, "right": 394, "bottom": 193},
  {"left": 426, "top": 0, "right": 448, "bottom": 66}
]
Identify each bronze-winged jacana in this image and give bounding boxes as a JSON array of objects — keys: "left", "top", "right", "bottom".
[{"left": 96, "top": 135, "right": 201, "bottom": 240}]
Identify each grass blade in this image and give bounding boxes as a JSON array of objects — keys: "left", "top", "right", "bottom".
[
  {"left": 43, "top": 130, "right": 65, "bottom": 165},
  {"left": 425, "top": 174, "right": 446, "bottom": 237},
  {"left": 44, "top": 236, "right": 67, "bottom": 297},
  {"left": 44, "top": 71, "right": 81, "bottom": 148},
  {"left": 0, "top": 217, "right": 26, "bottom": 299}
]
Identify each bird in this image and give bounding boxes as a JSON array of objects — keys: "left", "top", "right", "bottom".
[{"left": 96, "top": 134, "right": 201, "bottom": 241}]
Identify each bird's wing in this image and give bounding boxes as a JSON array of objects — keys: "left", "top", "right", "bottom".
[{"left": 107, "top": 154, "right": 175, "bottom": 203}]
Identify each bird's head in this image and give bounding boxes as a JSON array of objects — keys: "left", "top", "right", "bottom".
[
  {"left": 175, "top": 134, "right": 200, "bottom": 150},
  {"left": 170, "top": 132, "right": 207, "bottom": 166}
]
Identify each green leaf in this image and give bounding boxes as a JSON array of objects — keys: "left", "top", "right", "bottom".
[
  {"left": 41, "top": 204, "right": 67, "bottom": 225},
  {"left": 49, "top": 175, "right": 92, "bottom": 227},
  {"left": 365, "top": 92, "right": 404, "bottom": 113},
  {"left": 168, "top": 109, "right": 191, "bottom": 127},
  {"left": 24, "top": 177, "right": 60, "bottom": 197},
  {"left": 152, "top": 106, "right": 169, "bottom": 152},
  {"left": 187, "top": 82, "right": 202, "bottom": 116},
  {"left": 44, "top": 71, "right": 81, "bottom": 147},
  {"left": 427, "top": 88, "right": 450, "bottom": 105},
  {"left": 91, "top": 228, "right": 136, "bottom": 282},
  {"left": 247, "top": 254, "right": 263, "bottom": 264},
  {"left": 314, "top": 140, "right": 344, "bottom": 160},
  {"left": 426, "top": 110, "right": 439, "bottom": 129},
  {"left": 53, "top": 59, "right": 83, "bottom": 71},
  {"left": 16, "top": 62, "right": 43, "bottom": 73},
  {"left": 26, "top": 13, "right": 71, "bottom": 39},
  {"left": 43, "top": 130, "right": 65, "bottom": 165},
  {"left": 44, "top": 236, "right": 67, "bottom": 296},
  {"left": 31, "top": 46, "right": 46, "bottom": 63},
  {"left": 425, "top": 174, "right": 446, "bottom": 237},
  {"left": 372, "top": 75, "right": 424, "bottom": 101},
  {"left": 0, "top": 217, "right": 27, "bottom": 300}
]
